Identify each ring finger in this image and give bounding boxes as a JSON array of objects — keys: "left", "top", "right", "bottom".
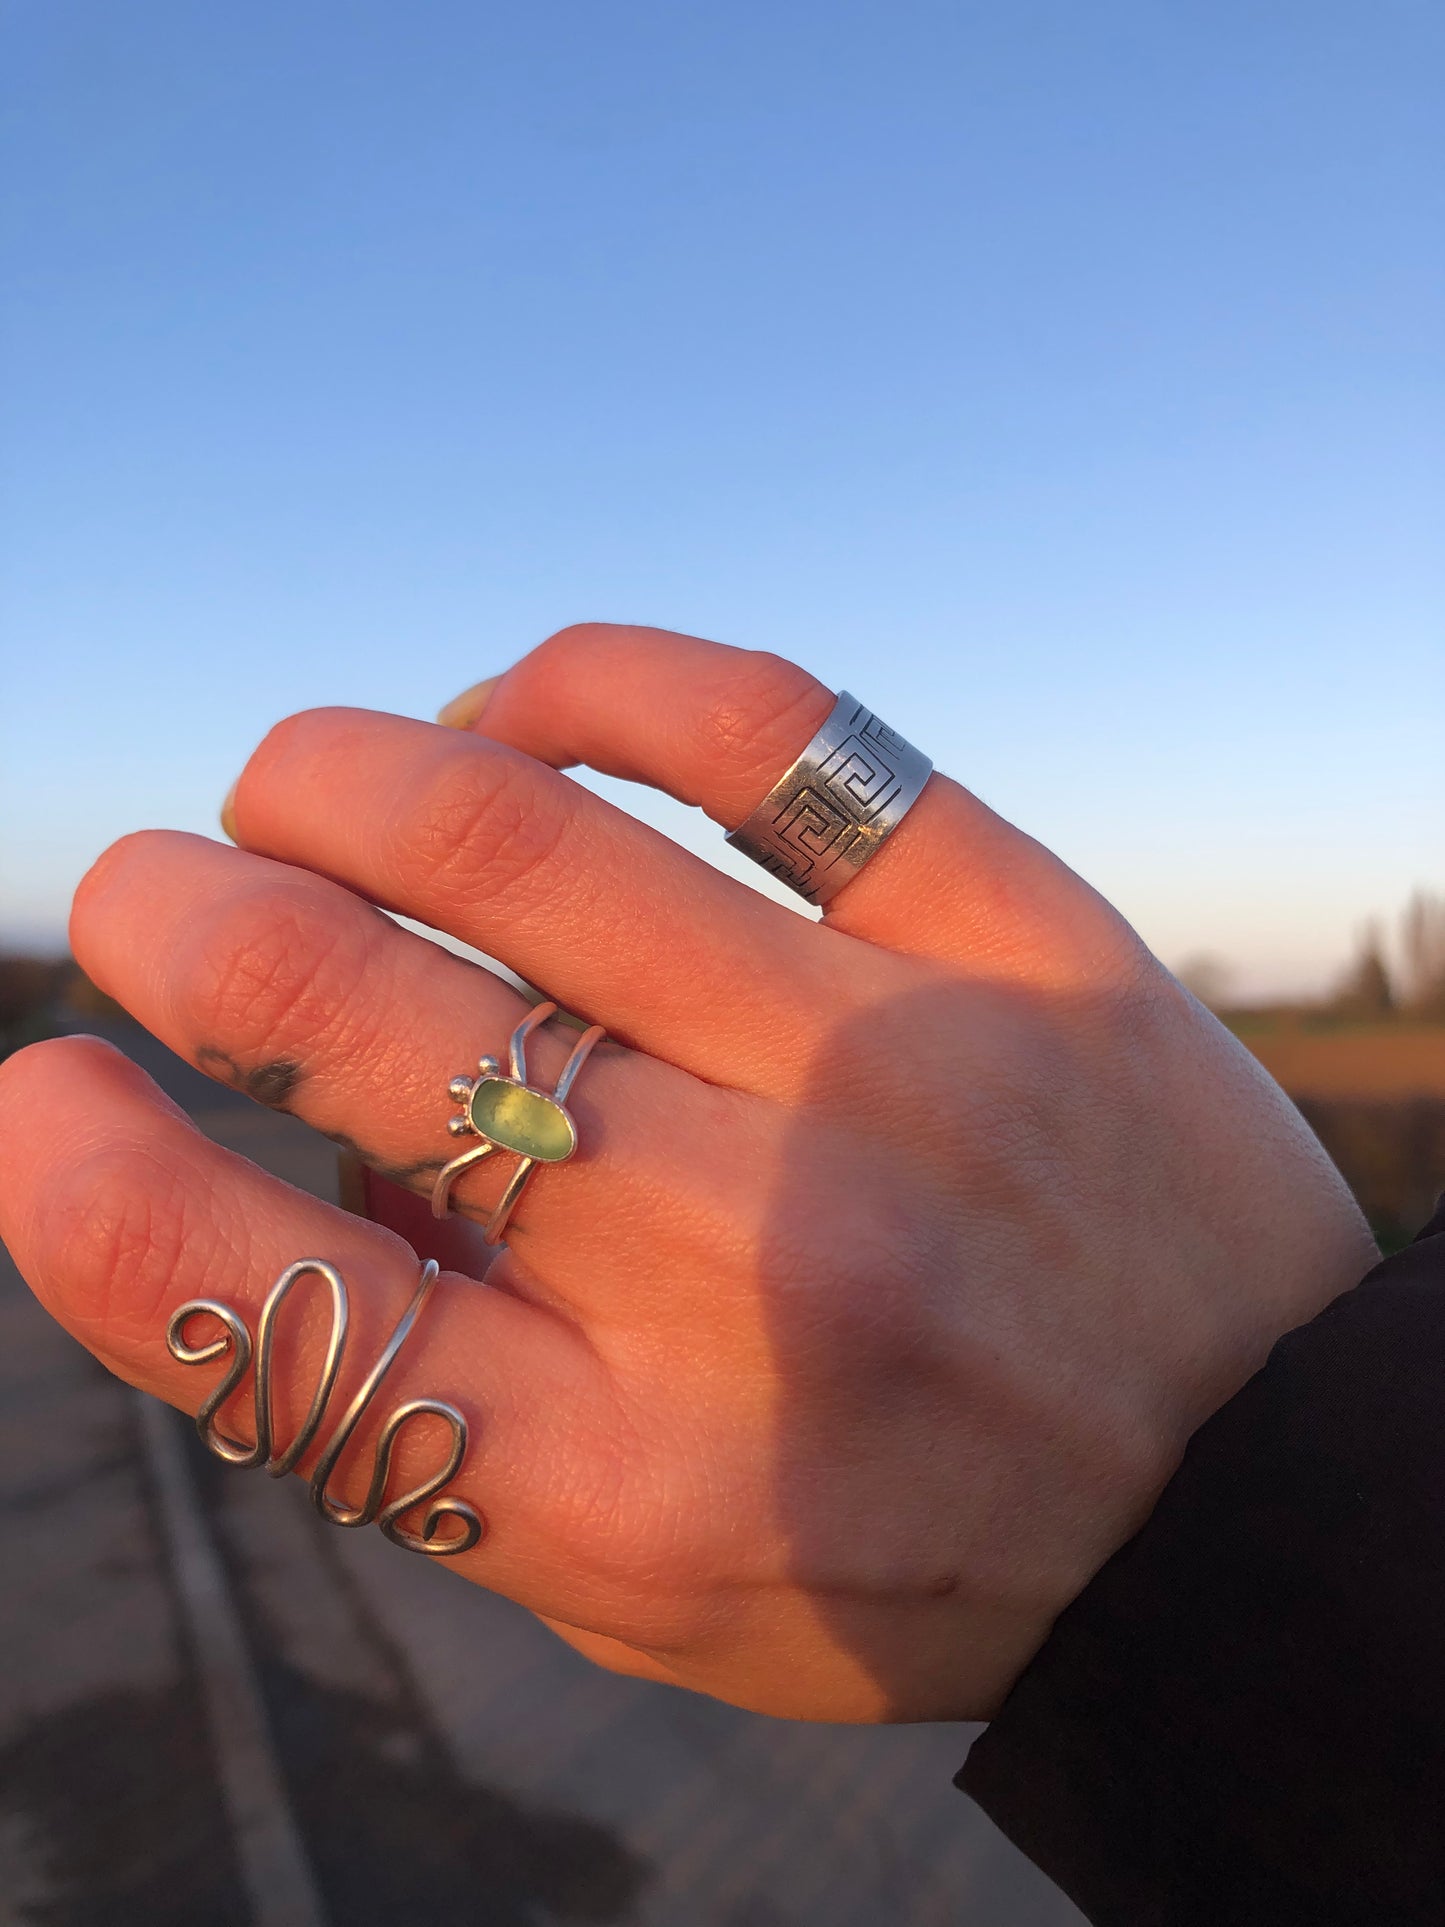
[{"left": 69, "top": 830, "right": 793, "bottom": 1310}]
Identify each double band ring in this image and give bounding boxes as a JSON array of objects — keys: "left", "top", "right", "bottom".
[
  {"left": 432, "top": 1001, "right": 606, "bottom": 1241},
  {"left": 727, "top": 689, "right": 932, "bottom": 904}
]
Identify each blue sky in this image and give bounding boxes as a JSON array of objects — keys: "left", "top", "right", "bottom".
[{"left": 2, "top": 0, "right": 1441, "bottom": 996}]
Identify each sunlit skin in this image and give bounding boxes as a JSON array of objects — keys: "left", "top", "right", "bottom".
[{"left": 0, "top": 625, "right": 1377, "bottom": 1721}]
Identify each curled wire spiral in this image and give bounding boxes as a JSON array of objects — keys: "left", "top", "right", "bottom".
[{"left": 166, "top": 1257, "right": 484, "bottom": 1557}]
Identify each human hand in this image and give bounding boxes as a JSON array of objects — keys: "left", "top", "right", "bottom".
[{"left": 0, "top": 625, "right": 1375, "bottom": 1721}]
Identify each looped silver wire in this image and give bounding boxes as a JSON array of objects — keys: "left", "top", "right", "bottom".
[{"left": 166, "top": 1257, "right": 484, "bottom": 1557}]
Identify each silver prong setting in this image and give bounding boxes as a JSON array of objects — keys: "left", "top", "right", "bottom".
[{"left": 434, "top": 1005, "right": 606, "bottom": 1235}]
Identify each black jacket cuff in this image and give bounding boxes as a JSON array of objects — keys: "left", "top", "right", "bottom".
[{"left": 959, "top": 1200, "right": 1445, "bottom": 1925}]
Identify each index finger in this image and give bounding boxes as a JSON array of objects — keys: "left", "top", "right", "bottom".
[{"left": 443, "top": 624, "right": 1133, "bottom": 982}]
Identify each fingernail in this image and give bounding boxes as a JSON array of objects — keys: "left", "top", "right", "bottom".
[
  {"left": 437, "top": 676, "right": 500, "bottom": 731},
  {"left": 220, "top": 779, "right": 239, "bottom": 842}
]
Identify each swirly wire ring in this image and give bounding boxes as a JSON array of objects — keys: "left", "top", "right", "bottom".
[{"left": 166, "top": 1257, "right": 484, "bottom": 1557}]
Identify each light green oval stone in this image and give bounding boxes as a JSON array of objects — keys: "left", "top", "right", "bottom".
[{"left": 468, "top": 1077, "right": 576, "bottom": 1162}]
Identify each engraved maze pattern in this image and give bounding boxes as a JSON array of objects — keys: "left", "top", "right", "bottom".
[{"left": 751, "top": 703, "right": 919, "bottom": 900}]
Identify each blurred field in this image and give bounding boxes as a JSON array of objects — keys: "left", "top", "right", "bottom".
[
  {"left": 1230, "top": 1019, "right": 1445, "bottom": 1100},
  {"left": 1226, "top": 1016, "right": 1445, "bottom": 1248}
]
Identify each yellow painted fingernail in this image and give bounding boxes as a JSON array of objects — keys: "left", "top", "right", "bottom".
[
  {"left": 220, "top": 779, "right": 239, "bottom": 842},
  {"left": 437, "top": 675, "right": 500, "bottom": 731}
]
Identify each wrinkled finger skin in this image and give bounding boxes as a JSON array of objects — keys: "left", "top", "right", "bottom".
[{"left": 0, "top": 625, "right": 1379, "bottom": 1724}]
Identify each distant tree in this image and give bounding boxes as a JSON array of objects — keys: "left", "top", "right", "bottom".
[
  {"left": 1331, "top": 920, "right": 1395, "bottom": 1019},
  {"left": 1399, "top": 889, "right": 1445, "bottom": 1017},
  {"left": 1173, "top": 953, "right": 1236, "bottom": 1011}
]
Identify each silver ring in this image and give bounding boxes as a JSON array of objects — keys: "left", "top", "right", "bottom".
[
  {"left": 168, "top": 1258, "right": 484, "bottom": 1558},
  {"left": 726, "top": 690, "right": 932, "bottom": 904},
  {"left": 432, "top": 1002, "right": 605, "bottom": 1243}
]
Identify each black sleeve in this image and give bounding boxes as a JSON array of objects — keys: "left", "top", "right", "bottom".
[{"left": 959, "top": 1200, "right": 1445, "bottom": 1927}]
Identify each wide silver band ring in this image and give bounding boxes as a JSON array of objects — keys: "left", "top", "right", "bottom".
[{"left": 726, "top": 690, "right": 932, "bottom": 904}]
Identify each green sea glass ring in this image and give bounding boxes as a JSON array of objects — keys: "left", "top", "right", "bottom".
[{"left": 431, "top": 1002, "right": 606, "bottom": 1244}]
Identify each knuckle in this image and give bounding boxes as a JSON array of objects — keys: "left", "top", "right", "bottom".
[
  {"left": 693, "top": 651, "right": 828, "bottom": 774},
  {"left": 242, "top": 707, "right": 361, "bottom": 797},
  {"left": 183, "top": 883, "right": 376, "bottom": 1074},
  {"left": 240, "top": 710, "right": 310, "bottom": 794},
  {"left": 40, "top": 1138, "right": 206, "bottom": 1345},
  {"left": 250, "top": 705, "right": 335, "bottom": 766},
  {"left": 531, "top": 622, "right": 621, "bottom": 674},
  {"left": 403, "top": 752, "right": 570, "bottom": 908},
  {"left": 518, "top": 624, "right": 627, "bottom": 712},
  {"left": 71, "top": 830, "right": 189, "bottom": 949},
  {"left": 74, "top": 828, "right": 168, "bottom": 903},
  {"left": 0, "top": 1033, "right": 90, "bottom": 1104}
]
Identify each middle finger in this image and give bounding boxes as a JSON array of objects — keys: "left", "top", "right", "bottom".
[{"left": 224, "top": 706, "right": 889, "bottom": 1093}]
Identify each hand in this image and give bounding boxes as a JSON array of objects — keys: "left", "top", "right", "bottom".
[{"left": 0, "top": 624, "right": 1375, "bottom": 1721}]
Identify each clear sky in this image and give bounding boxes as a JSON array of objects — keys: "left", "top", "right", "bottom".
[{"left": 2, "top": 1, "right": 1441, "bottom": 997}]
